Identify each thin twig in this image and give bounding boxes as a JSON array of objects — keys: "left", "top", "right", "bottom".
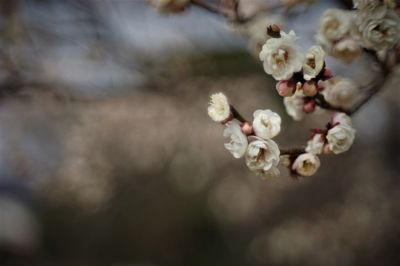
[
  {"left": 280, "top": 148, "right": 305, "bottom": 155},
  {"left": 190, "top": 0, "right": 249, "bottom": 23},
  {"left": 230, "top": 105, "right": 246, "bottom": 122},
  {"left": 191, "top": 0, "right": 225, "bottom": 17}
]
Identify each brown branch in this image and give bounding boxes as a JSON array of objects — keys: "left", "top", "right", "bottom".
[
  {"left": 230, "top": 104, "right": 246, "bottom": 123},
  {"left": 314, "top": 49, "right": 393, "bottom": 116},
  {"left": 190, "top": 0, "right": 249, "bottom": 23},
  {"left": 313, "top": 93, "right": 351, "bottom": 114},
  {"left": 347, "top": 60, "right": 391, "bottom": 115},
  {"left": 280, "top": 147, "right": 305, "bottom": 155}
]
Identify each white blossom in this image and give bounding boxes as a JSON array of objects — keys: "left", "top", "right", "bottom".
[
  {"left": 353, "top": 0, "right": 396, "bottom": 11},
  {"left": 322, "top": 78, "right": 359, "bottom": 109},
  {"left": 303, "top": 45, "right": 325, "bottom": 80},
  {"left": 318, "top": 9, "right": 353, "bottom": 42},
  {"left": 353, "top": 0, "right": 381, "bottom": 11},
  {"left": 208, "top": 93, "right": 231, "bottom": 122},
  {"left": 231, "top": 14, "right": 283, "bottom": 56},
  {"left": 357, "top": 7, "right": 400, "bottom": 51},
  {"left": 223, "top": 120, "right": 248, "bottom": 159},
  {"left": 148, "top": 0, "right": 189, "bottom": 12},
  {"left": 305, "top": 134, "right": 324, "bottom": 155},
  {"left": 316, "top": 9, "right": 361, "bottom": 63},
  {"left": 332, "top": 112, "right": 353, "bottom": 126},
  {"left": 283, "top": 91, "right": 304, "bottom": 121},
  {"left": 292, "top": 153, "right": 321, "bottom": 176},
  {"left": 245, "top": 136, "right": 280, "bottom": 178},
  {"left": 326, "top": 123, "right": 356, "bottom": 154},
  {"left": 259, "top": 30, "right": 305, "bottom": 80},
  {"left": 252, "top": 109, "right": 282, "bottom": 139},
  {"left": 330, "top": 38, "right": 363, "bottom": 63}
]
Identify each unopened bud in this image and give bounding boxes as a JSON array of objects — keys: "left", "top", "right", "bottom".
[
  {"left": 302, "top": 81, "right": 318, "bottom": 97},
  {"left": 241, "top": 121, "right": 253, "bottom": 135},
  {"left": 296, "top": 82, "right": 303, "bottom": 91},
  {"left": 323, "top": 143, "right": 332, "bottom": 154},
  {"left": 323, "top": 68, "right": 333, "bottom": 79},
  {"left": 276, "top": 81, "right": 295, "bottom": 97},
  {"left": 267, "top": 24, "right": 281, "bottom": 38},
  {"left": 317, "top": 80, "right": 325, "bottom": 91},
  {"left": 303, "top": 100, "right": 316, "bottom": 113}
]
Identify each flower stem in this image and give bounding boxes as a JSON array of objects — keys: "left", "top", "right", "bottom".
[
  {"left": 230, "top": 105, "right": 246, "bottom": 123},
  {"left": 280, "top": 148, "right": 305, "bottom": 155}
]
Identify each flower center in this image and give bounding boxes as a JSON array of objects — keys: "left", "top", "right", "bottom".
[
  {"left": 302, "top": 160, "right": 315, "bottom": 172},
  {"left": 273, "top": 49, "right": 288, "bottom": 66},
  {"left": 261, "top": 118, "right": 270, "bottom": 128},
  {"left": 306, "top": 55, "right": 316, "bottom": 69},
  {"left": 256, "top": 148, "right": 266, "bottom": 161}
]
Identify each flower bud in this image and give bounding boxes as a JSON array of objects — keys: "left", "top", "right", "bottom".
[
  {"left": 317, "top": 80, "right": 325, "bottom": 91},
  {"left": 276, "top": 81, "right": 295, "bottom": 97},
  {"left": 303, "top": 100, "right": 316, "bottom": 113},
  {"left": 241, "top": 121, "right": 253, "bottom": 135},
  {"left": 323, "top": 143, "right": 332, "bottom": 155},
  {"left": 296, "top": 82, "right": 303, "bottom": 91},
  {"left": 267, "top": 24, "right": 281, "bottom": 38},
  {"left": 323, "top": 68, "right": 333, "bottom": 79},
  {"left": 302, "top": 81, "right": 318, "bottom": 97}
]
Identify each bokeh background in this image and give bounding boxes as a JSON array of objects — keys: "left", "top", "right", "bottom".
[{"left": 1, "top": 0, "right": 400, "bottom": 266}]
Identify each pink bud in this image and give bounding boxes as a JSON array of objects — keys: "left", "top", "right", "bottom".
[
  {"left": 323, "top": 68, "right": 333, "bottom": 79},
  {"left": 303, "top": 100, "right": 316, "bottom": 113},
  {"left": 302, "top": 81, "right": 318, "bottom": 97},
  {"left": 241, "top": 122, "right": 253, "bottom": 135},
  {"left": 276, "top": 81, "right": 295, "bottom": 97},
  {"left": 296, "top": 82, "right": 303, "bottom": 91},
  {"left": 323, "top": 144, "right": 332, "bottom": 155},
  {"left": 317, "top": 80, "right": 325, "bottom": 91}
]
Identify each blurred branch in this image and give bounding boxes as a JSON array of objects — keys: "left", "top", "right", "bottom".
[
  {"left": 314, "top": 49, "right": 393, "bottom": 116},
  {"left": 347, "top": 50, "right": 392, "bottom": 115},
  {"left": 191, "top": 0, "right": 248, "bottom": 22},
  {"left": 313, "top": 93, "right": 350, "bottom": 114},
  {"left": 280, "top": 148, "right": 305, "bottom": 156}
]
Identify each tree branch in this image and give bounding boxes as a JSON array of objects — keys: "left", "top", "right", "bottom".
[
  {"left": 313, "top": 93, "right": 351, "bottom": 114},
  {"left": 314, "top": 49, "right": 393, "bottom": 116},
  {"left": 280, "top": 147, "right": 305, "bottom": 155},
  {"left": 347, "top": 62, "right": 391, "bottom": 115},
  {"left": 230, "top": 104, "right": 246, "bottom": 123},
  {"left": 190, "top": 0, "right": 249, "bottom": 23}
]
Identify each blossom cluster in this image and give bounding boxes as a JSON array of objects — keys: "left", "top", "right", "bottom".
[
  {"left": 316, "top": 9, "right": 363, "bottom": 63},
  {"left": 258, "top": 28, "right": 359, "bottom": 121},
  {"left": 315, "top": 2, "right": 400, "bottom": 63},
  {"left": 353, "top": 0, "right": 400, "bottom": 51},
  {"left": 306, "top": 113, "right": 356, "bottom": 155},
  {"left": 145, "top": 0, "right": 392, "bottom": 180},
  {"left": 208, "top": 22, "right": 362, "bottom": 179},
  {"left": 208, "top": 93, "right": 326, "bottom": 178},
  {"left": 208, "top": 93, "right": 281, "bottom": 178}
]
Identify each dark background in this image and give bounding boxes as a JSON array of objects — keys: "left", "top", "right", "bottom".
[{"left": 0, "top": 1, "right": 400, "bottom": 266}]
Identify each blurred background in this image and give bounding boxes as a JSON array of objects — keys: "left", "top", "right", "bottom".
[{"left": 1, "top": 0, "right": 400, "bottom": 265}]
